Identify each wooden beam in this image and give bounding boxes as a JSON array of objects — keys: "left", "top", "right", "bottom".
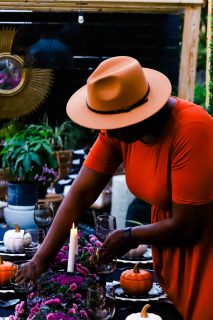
[
  {"left": 0, "top": 1, "right": 205, "bottom": 13},
  {"left": 0, "top": 0, "right": 204, "bottom": 101},
  {"left": 205, "top": 0, "right": 212, "bottom": 107},
  {"left": 178, "top": 5, "right": 201, "bottom": 101}
]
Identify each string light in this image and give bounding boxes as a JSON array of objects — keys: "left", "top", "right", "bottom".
[{"left": 78, "top": 10, "right": 84, "bottom": 24}]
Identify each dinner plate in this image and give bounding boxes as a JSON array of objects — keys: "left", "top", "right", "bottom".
[
  {"left": 114, "top": 282, "right": 167, "bottom": 302},
  {"left": 0, "top": 284, "right": 16, "bottom": 299},
  {"left": 117, "top": 248, "right": 153, "bottom": 264},
  {"left": 0, "top": 298, "right": 20, "bottom": 308},
  {"left": 0, "top": 242, "right": 26, "bottom": 260}
]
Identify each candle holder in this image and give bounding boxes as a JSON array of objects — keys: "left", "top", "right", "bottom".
[{"left": 87, "top": 284, "right": 115, "bottom": 320}]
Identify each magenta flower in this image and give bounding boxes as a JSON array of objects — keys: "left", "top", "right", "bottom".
[
  {"left": 69, "top": 283, "right": 77, "bottom": 291},
  {"left": 44, "top": 298, "right": 62, "bottom": 305}
]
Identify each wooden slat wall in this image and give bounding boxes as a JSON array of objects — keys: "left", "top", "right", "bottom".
[
  {"left": 0, "top": 12, "right": 181, "bottom": 123},
  {"left": 0, "top": 0, "right": 205, "bottom": 110}
]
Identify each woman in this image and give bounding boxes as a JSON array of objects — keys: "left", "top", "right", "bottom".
[{"left": 16, "top": 56, "right": 213, "bottom": 320}]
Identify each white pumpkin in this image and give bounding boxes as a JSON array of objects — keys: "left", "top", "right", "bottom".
[
  {"left": 124, "top": 244, "right": 148, "bottom": 259},
  {"left": 3, "top": 224, "right": 32, "bottom": 253},
  {"left": 126, "top": 304, "right": 162, "bottom": 320}
]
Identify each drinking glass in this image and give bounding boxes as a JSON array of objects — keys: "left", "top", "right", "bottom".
[
  {"left": 34, "top": 201, "right": 54, "bottom": 235},
  {"left": 95, "top": 215, "right": 116, "bottom": 242},
  {"left": 87, "top": 285, "right": 115, "bottom": 320},
  {"left": 10, "top": 261, "right": 35, "bottom": 295},
  {"left": 91, "top": 247, "right": 116, "bottom": 284},
  {"left": 24, "top": 228, "right": 45, "bottom": 258}
]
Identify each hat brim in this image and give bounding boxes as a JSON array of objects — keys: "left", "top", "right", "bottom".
[{"left": 66, "top": 68, "right": 172, "bottom": 130}]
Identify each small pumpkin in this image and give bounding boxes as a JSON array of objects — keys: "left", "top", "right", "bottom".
[
  {"left": 126, "top": 304, "right": 162, "bottom": 319},
  {"left": 0, "top": 255, "right": 15, "bottom": 286},
  {"left": 120, "top": 262, "right": 153, "bottom": 296},
  {"left": 3, "top": 224, "right": 32, "bottom": 253},
  {"left": 124, "top": 244, "right": 148, "bottom": 259}
]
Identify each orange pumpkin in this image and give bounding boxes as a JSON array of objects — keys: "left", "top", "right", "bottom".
[
  {"left": 120, "top": 262, "right": 153, "bottom": 296},
  {"left": 0, "top": 255, "right": 15, "bottom": 286}
]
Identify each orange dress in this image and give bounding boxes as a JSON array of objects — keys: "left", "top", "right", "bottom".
[{"left": 84, "top": 99, "right": 213, "bottom": 320}]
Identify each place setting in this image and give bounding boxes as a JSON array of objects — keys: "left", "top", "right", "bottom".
[
  {"left": 92, "top": 215, "right": 166, "bottom": 307},
  {"left": 0, "top": 214, "right": 167, "bottom": 320},
  {"left": 0, "top": 254, "right": 35, "bottom": 305},
  {"left": 0, "top": 199, "right": 54, "bottom": 260},
  {"left": 0, "top": 202, "right": 53, "bottom": 303}
]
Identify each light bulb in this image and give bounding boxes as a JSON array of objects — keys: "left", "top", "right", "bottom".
[{"left": 78, "top": 11, "right": 84, "bottom": 24}]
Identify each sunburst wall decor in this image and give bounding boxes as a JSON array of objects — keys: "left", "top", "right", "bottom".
[{"left": 0, "top": 28, "right": 54, "bottom": 119}]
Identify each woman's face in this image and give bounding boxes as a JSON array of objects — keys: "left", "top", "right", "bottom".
[
  {"left": 106, "top": 103, "right": 172, "bottom": 143},
  {"left": 106, "top": 121, "right": 148, "bottom": 143}
]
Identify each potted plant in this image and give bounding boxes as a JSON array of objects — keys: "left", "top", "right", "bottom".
[
  {"left": 28, "top": 114, "right": 73, "bottom": 151},
  {"left": 0, "top": 125, "right": 57, "bottom": 207}
]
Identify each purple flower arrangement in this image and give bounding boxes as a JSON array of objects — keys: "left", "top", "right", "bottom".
[
  {"left": 9, "top": 233, "right": 102, "bottom": 320},
  {"left": 34, "top": 165, "right": 58, "bottom": 188}
]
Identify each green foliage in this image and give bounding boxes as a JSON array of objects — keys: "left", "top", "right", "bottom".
[
  {"left": 0, "top": 126, "right": 57, "bottom": 182},
  {"left": 206, "top": 103, "right": 213, "bottom": 116},
  {"left": 0, "top": 119, "right": 25, "bottom": 141},
  {"left": 197, "top": 7, "right": 207, "bottom": 71},
  {"left": 194, "top": 83, "right": 206, "bottom": 107},
  {"left": 30, "top": 114, "right": 98, "bottom": 150},
  {"left": 28, "top": 114, "right": 73, "bottom": 151},
  {"left": 209, "top": 35, "right": 213, "bottom": 110}
]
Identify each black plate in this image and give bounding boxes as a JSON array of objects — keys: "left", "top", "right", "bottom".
[
  {"left": 0, "top": 242, "right": 27, "bottom": 261},
  {"left": 114, "top": 283, "right": 167, "bottom": 302},
  {"left": 0, "top": 283, "right": 16, "bottom": 299},
  {"left": 117, "top": 248, "right": 152, "bottom": 264}
]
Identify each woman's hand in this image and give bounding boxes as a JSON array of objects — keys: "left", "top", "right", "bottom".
[
  {"left": 98, "top": 228, "right": 139, "bottom": 264},
  {"left": 14, "top": 260, "right": 46, "bottom": 284}
]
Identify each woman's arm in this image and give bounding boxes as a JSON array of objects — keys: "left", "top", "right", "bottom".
[
  {"left": 15, "top": 166, "right": 112, "bottom": 282},
  {"left": 100, "top": 201, "right": 212, "bottom": 262}
]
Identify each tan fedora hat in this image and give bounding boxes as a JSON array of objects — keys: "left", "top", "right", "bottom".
[{"left": 66, "top": 56, "right": 172, "bottom": 130}]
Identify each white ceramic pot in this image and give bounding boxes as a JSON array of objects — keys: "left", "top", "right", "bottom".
[{"left": 3, "top": 206, "right": 38, "bottom": 229}]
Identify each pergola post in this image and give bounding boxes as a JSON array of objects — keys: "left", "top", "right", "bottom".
[{"left": 178, "top": 5, "right": 201, "bottom": 101}]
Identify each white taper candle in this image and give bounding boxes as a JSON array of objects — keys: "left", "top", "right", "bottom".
[{"left": 67, "top": 223, "right": 78, "bottom": 272}]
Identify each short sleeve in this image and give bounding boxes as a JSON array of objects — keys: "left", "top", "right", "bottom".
[
  {"left": 83, "top": 131, "right": 122, "bottom": 175},
  {"left": 171, "top": 121, "right": 213, "bottom": 204}
]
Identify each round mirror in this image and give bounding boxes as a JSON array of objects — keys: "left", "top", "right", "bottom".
[{"left": 0, "top": 53, "right": 27, "bottom": 96}]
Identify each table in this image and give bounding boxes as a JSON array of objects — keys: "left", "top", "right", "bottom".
[{"left": 0, "top": 224, "right": 182, "bottom": 320}]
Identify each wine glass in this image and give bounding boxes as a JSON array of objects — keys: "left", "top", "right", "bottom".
[
  {"left": 90, "top": 247, "right": 116, "bottom": 284},
  {"left": 24, "top": 228, "right": 45, "bottom": 258},
  {"left": 87, "top": 285, "right": 115, "bottom": 320},
  {"left": 10, "top": 261, "right": 35, "bottom": 296},
  {"left": 95, "top": 215, "right": 117, "bottom": 242},
  {"left": 34, "top": 201, "right": 54, "bottom": 235}
]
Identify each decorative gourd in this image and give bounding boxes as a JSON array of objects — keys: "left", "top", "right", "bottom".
[
  {"left": 124, "top": 244, "right": 148, "bottom": 259},
  {"left": 3, "top": 224, "right": 32, "bottom": 253},
  {"left": 126, "top": 304, "right": 162, "bottom": 320},
  {"left": 120, "top": 262, "right": 153, "bottom": 296},
  {"left": 0, "top": 255, "right": 15, "bottom": 286}
]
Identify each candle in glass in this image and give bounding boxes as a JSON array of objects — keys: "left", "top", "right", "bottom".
[{"left": 67, "top": 223, "right": 78, "bottom": 272}]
